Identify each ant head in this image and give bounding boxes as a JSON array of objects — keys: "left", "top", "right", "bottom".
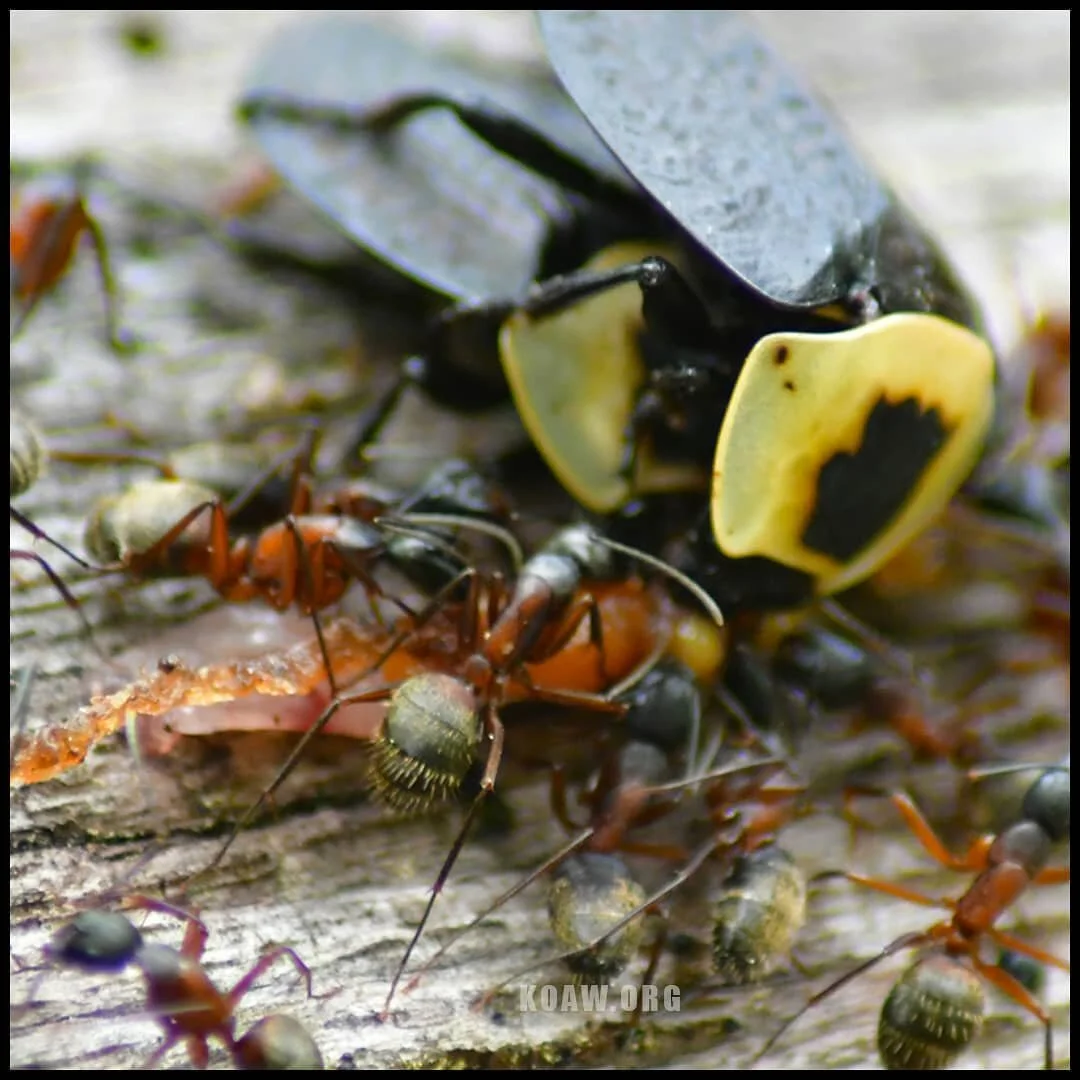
[
  {"left": 547, "top": 524, "right": 619, "bottom": 580},
  {"left": 620, "top": 659, "right": 701, "bottom": 754},
  {"left": 1022, "top": 766, "right": 1070, "bottom": 843},
  {"left": 46, "top": 910, "right": 143, "bottom": 973}
]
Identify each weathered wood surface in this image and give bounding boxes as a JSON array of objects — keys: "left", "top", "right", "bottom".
[{"left": 10, "top": 10, "right": 1069, "bottom": 1071}]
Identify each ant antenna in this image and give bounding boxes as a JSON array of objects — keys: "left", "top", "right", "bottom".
[
  {"left": 598, "top": 534, "right": 725, "bottom": 630},
  {"left": 376, "top": 512, "right": 524, "bottom": 571},
  {"left": 818, "top": 597, "right": 916, "bottom": 683},
  {"left": 752, "top": 931, "right": 927, "bottom": 1064},
  {"left": 967, "top": 758, "right": 1070, "bottom": 781}
]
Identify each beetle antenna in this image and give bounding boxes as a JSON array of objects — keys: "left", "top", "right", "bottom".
[{"left": 598, "top": 535, "right": 724, "bottom": 629}]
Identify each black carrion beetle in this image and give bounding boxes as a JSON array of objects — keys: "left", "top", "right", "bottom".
[{"left": 239, "top": 11, "right": 996, "bottom": 612}]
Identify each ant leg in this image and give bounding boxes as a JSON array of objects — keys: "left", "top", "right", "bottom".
[
  {"left": 283, "top": 428, "right": 319, "bottom": 515},
  {"left": 402, "top": 827, "right": 595, "bottom": 997},
  {"left": 844, "top": 871, "right": 954, "bottom": 914},
  {"left": 276, "top": 520, "right": 339, "bottom": 696},
  {"left": 178, "top": 912, "right": 209, "bottom": 961},
  {"left": 379, "top": 711, "right": 505, "bottom": 1020},
  {"left": 10, "top": 197, "right": 86, "bottom": 341},
  {"left": 120, "top": 894, "right": 208, "bottom": 943},
  {"left": 9, "top": 549, "right": 106, "bottom": 657},
  {"left": 751, "top": 930, "right": 929, "bottom": 1064},
  {"left": 890, "top": 791, "right": 994, "bottom": 872},
  {"left": 345, "top": 363, "right": 416, "bottom": 463},
  {"left": 1031, "top": 865, "right": 1070, "bottom": 885},
  {"left": 82, "top": 210, "right": 136, "bottom": 354},
  {"left": 360, "top": 566, "right": 480, "bottom": 675},
  {"left": 143, "top": 1031, "right": 182, "bottom": 1071},
  {"left": 477, "top": 710, "right": 506, "bottom": 792},
  {"left": 195, "top": 682, "right": 407, "bottom": 878},
  {"left": 523, "top": 683, "right": 628, "bottom": 715},
  {"left": 343, "top": 324, "right": 512, "bottom": 463},
  {"left": 868, "top": 683, "right": 979, "bottom": 763},
  {"left": 114, "top": 498, "right": 229, "bottom": 581},
  {"left": 325, "top": 536, "right": 417, "bottom": 625},
  {"left": 10, "top": 506, "right": 94, "bottom": 568},
  {"left": 224, "top": 428, "right": 320, "bottom": 522},
  {"left": 838, "top": 784, "right": 893, "bottom": 859},
  {"left": 226, "top": 945, "right": 313, "bottom": 1009},
  {"left": 629, "top": 911, "right": 670, "bottom": 1026},
  {"left": 988, "top": 927, "right": 1070, "bottom": 972},
  {"left": 971, "top": 953, "right": 1055, "bottom": 1070},
  {"left": 184, "top": 1037, "right": 211, "bottom": 1071},
  {"left": 47, "top": 447, "right": 179, "bottom": 476},
  {"left": 518, "top": 592, "right": 607, "bottom": 677}
]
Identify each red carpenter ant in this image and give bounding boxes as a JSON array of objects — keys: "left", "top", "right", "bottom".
[
  {"left": 400, "top": 654, "right": 789, "bottom": 1014},
  {"left": 26, "top": 434, "right": 519, "bottom": 691},
  {"left": 196, "top": 521, "right": 726, "bottom": 1017},
  {"left": 42, "top": 898, "right": 316, "bottom": 1069},
  {"left": 756, "top": 760, "right": 1070, "bottom": 1069},
  {"left": 472, "top": 735, "right": 810, "bottom": 1011}
]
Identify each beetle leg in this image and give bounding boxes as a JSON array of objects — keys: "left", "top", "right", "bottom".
[
  {"left": 522, "top": 255, "right": 716, "bottom": 343},
  {"left": 347, "top": 318, "right": 509, "bottom": 461},
  {"left": 348, "top": 362, "right": 417, "bottom": 459}
]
